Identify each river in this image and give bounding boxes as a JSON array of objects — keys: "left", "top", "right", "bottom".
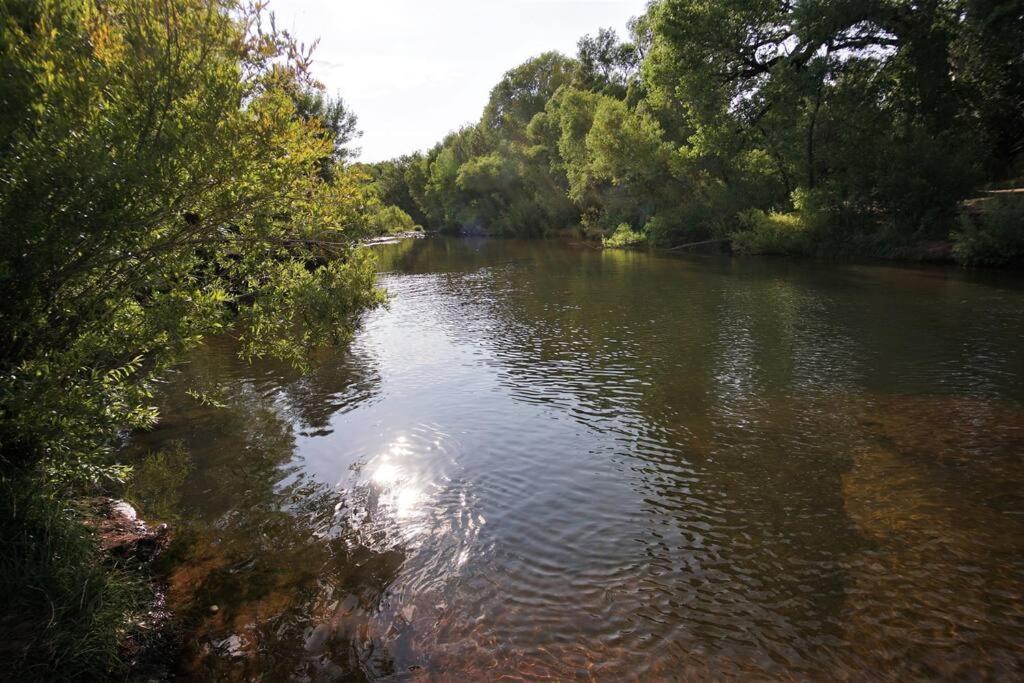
[{"left": 125, "top": 237, "right": 1024, "bottom": 680}]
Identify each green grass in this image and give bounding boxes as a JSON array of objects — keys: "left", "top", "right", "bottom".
[{"left": 0, "top": 480, "right": 145, "bottom": 680}]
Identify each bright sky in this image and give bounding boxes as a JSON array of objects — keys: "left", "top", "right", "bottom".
[{"left": 268, "top": 0, "right": 649, "bottom": 162}]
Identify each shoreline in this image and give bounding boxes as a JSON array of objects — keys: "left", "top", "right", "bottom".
[
  {"left": 433, "top": 230, "right": 1003, "bottom": 270},
  {"left": 86, "top": 498, "right": 178, "bottom": 680},
  {"left": 362, "top": 230, "right": 427, "bottom": 246}
]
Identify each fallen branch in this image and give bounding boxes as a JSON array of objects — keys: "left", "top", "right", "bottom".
[{"left": 665, "top": 238, "right": 730, "bottom": 251}]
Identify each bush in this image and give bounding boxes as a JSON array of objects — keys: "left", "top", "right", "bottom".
[
  {"left": 0, "top": 2, "right": 386, "bottom": 676},
  {"left": 364, "top": 204, "right": 420, "bottom": 235},
  {"left": 643, "top": 205, "right": 719, "bottom": 246},
  {"left": 602, "top": 222, "right": 646, "bottom": 248},
  {"left": 0, "top": 0, "right": 385, "bottom": 486},
  {"left": 730, "top": 209, "right": 812, "bottom": 256},
  {"left": 953, "top": 197, "right": 1024, "bottom": 267}
]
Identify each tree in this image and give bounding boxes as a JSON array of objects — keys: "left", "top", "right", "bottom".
[
  {"left": 369, "top": 0, "right": 1022, "bottom": 257},
  {"left": 0, "top": 0, "right": 384, "bottom": 488},
  {"left": 290, "top": 85, "right": 362, "bottom": 180},
  {"left": 575, "top": 27, "right": 640, "bottom": 96},
  {"left": 482, "top": 52, "right": 576, "bottom": 140},
  {"left": 364, "top": 155, "right": 430, "bottom": 226}
]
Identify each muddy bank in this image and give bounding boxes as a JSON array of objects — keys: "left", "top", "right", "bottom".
[{"left": 86, "top": 498, "right": 178, "bottom": 680}]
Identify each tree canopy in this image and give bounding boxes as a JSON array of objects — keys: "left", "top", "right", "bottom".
[
  {"left": 374, "top": 0, "right": 1024, "bottom": 263},
  {"left": 0, "top": 0, "right": 386, "bottom": 488}
]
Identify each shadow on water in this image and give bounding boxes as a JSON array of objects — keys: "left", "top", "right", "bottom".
[
  {"left": 125, "top": 237, "right": 1024, "bottom": 679},
  {"left": 124, "top": 338, "right": 412, "bottom": 680}
]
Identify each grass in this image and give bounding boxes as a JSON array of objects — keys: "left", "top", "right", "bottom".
[{"left": 0, "top": 479, "right": 145, "bottom": 680}]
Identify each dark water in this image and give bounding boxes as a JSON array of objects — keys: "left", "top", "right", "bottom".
[{"left": 125, "top": 237, "right": 1024, "bottom": 680}]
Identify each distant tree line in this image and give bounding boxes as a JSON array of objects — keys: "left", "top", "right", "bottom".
[{"left": 366, "top": 0, "right": 1024, "bottom": 264}]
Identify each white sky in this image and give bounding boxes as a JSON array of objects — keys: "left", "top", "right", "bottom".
[{"left": 268, "top": 0, "right": 649, "bottom": 162}]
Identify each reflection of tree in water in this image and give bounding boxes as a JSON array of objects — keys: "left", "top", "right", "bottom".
[
  {"left": 412, "top": 242, "right": 866, "bottom": 672},
  {"left": 123, "top": 241, "right": 1024, "bottom": 679},
  {"left": 370, "top": 235, "right": 432, "bottom": 274},
  {"left": 123, "top": 337, "right": 407, "bottom": 680},
  {"left": 168, "top": 335, "right": 383, "bottom": 437}
]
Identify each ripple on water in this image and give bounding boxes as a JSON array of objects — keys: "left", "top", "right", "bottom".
[{"left": 124, "top": 239, "right": 1024, "bottom": 680}]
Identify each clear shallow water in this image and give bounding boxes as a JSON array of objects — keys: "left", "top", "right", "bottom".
[{"left": 125, "top": 238, "right": 1024, "bottom": 680}]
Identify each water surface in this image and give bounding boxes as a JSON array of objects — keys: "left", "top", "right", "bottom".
[{"left": 126, "top": 238, "right": 1024, "bottom": 680}]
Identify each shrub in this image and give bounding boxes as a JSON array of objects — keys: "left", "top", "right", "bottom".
[
  {"left": 953, "top": 197, "right": 1024, "bottom": 267},
  {"left": 0, "top": 0, "right": 385, "bottom": 485},
  {"left": 0, "top": 2, "right": 386, "bottom": 676},
  {"left": 643, "top": 205, "right": 719, "bottom": 246},
  {"left": 364, "top": 204, "right": 419, "bottom": 234},
  {"left": 730, "top": 210, "right": 812, "bottom": 256},
  {"left": 602, "top": 222, "right": 646, "bottom": 248}
]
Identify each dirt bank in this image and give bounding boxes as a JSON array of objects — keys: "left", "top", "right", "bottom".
[{"left": 86, "top": 498, "right": 178, "bottom": 680}]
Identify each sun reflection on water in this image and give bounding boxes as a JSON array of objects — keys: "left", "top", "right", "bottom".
[{"left": 363, "top": 434, "right": 435, "bottom": 543}]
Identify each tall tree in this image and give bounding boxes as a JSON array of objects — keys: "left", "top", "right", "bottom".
[{"left": 0, "top": 0, "right": 384, "bottom": 486}]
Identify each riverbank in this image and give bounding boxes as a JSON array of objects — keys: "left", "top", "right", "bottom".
[
  {"left": 652, "top": 235, "right": 960, "bottom": 265},
  {"left": 462, "top": 227, "right": 971, "bottom": 267},
  {"left": 423, "top": 189, "right": 1024, "bottom": 269},
  {"left": 1, "top": 490, "right": 175, "bottom": 680},
  {"left": 87, "top": 498, "right": 177, "bottom": 679},
  {"left": 594, "top": 189, "right": 1024, "bottom": 268},
  {"left": 363, "top": 229, "right": 427, "bottom": 246}
]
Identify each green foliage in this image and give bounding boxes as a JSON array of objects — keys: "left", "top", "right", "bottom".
[
  {"left": 290, "top": 88, "right": 361, "bottom": 181},
  {"left": 369, "top": 0, "right": 1021, "bottom": 260},
  {"left": 731, "top": 210, "right": 812, "bottom": 256},
  {"left": 0, "top": 2, "right": 390, "bottom": 676},
  {"left": 482, "top": 52, "right": 575, "bottom": 139},
  {"left": 953, "top": 198, "right": 1024, "bottom": 266},
  {"left": 363, "top": 204, "right": 419, "bottom": 235},
  {"left": 574, "top": 27, "right": 640, "bottom": 96},
  {"left": 603, "top": 223, "right": 647, "bottom": 248},
  {"left": 125, "top": 443, "right": 193, "bottom": 522},
  {"left": 644, "top": 204, "right": 720, "bottom": 245},
  {"left": 587, "top": 97, "right": 669, "bottom": 190},
  {"left": 554, "top": 87, "right": 606, "bottom": 204},
  {"left": 360, "top": 155, "right": 430, "bottom": 226},
  {"left": 0, "top": 0, "right": 385, "bottom": 488}
]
